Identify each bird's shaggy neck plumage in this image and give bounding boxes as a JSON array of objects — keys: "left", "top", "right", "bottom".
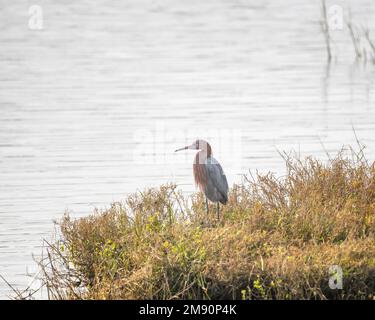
[{"left": 193, "top": 142, "right": 212, "bottom": 191}]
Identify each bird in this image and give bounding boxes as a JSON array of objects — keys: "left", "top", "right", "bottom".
[{"left": 175, "top": 139, "right": 228, "bottom": 220}]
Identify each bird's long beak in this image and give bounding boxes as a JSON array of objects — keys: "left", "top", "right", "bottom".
[{"left": 175, "top": 146, "right": 188, "bottom": 152}]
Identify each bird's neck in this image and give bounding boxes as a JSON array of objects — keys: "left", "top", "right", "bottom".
[{"left": 194, "top": 145, "right": 212, "bottom": 164}]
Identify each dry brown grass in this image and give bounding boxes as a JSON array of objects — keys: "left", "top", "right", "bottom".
[{"left": 30, "top": 147, "right": 375, "bottom": 300}]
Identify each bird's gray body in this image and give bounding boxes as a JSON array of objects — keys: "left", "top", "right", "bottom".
[{"left": 203, "top": 156, "right": 229, "bottom": 205}]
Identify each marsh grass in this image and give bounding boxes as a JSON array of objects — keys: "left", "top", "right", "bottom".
[{"left": 26, "top": 147, "right": 375, "bottom": 300}]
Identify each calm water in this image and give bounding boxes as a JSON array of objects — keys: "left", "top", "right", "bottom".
[{"left": 1, "top": 0, "right": 375, "bottom": 298}]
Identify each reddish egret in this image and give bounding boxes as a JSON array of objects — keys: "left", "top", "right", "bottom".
[{"left": 175, "top": 139, "right": 228, "bottom": 219}]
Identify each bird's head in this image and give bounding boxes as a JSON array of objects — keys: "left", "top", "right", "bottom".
[{"left": 175, "top": 139, "right": 211, "bottom": 152}]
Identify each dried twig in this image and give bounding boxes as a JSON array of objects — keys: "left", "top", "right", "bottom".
[
  {"left": 320, "top": 0, "right": 332, "bottom": 61},
  {"left": 347, "top": 19, "right": 362, "bottom": 58}
]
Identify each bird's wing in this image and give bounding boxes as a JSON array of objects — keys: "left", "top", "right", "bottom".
[{"left": 205, "top": 157, "right": 229, "bottom": 198}]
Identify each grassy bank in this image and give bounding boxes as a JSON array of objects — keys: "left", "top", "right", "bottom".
[{"left": 35, "top": 148, "right": 375, "bottom": 300}]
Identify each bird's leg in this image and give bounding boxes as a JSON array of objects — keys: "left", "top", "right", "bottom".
[
  {"left": 205, "top": 197, "right": 209, "bottom": 214},
  {"left": 216, "top": 202, "right": 220, "bottom": 221}
]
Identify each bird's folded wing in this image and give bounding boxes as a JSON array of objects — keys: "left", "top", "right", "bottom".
[{"left": 205, "top": 158, "right": 229, "bottom": 197}]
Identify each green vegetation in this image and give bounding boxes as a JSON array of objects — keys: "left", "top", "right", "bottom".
[{"left": 35, "top": 148, "right": 375, "bottom": 299}]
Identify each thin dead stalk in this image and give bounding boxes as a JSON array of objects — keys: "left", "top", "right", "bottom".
[{"left": 320, "top": 0, "right": 332, "bottom": 61}]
